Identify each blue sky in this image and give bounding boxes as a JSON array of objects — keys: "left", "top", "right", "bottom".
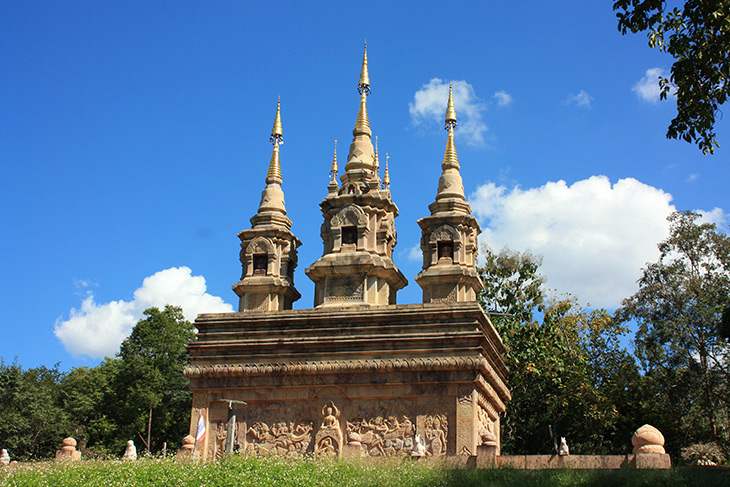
[{"left": 2, "top": 1, "right": 728, "bottom": 370}]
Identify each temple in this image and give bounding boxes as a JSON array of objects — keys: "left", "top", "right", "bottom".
[{"left": 184, "top": 45, "right": 510, "bottom": 461}]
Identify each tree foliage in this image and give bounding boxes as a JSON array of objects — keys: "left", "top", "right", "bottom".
[
  {"left": 113, "top": 305, "right": 196, "bottom": 454},
  {"left": 616, "top": 210, "right": 730, "bottom": 448},
  {"left": 0, "top": 305, "right": 196, "bottom": 459},
  {"left": 0, "top": 360, "right": 72, "bottom": 460},
  {"left": 614, "top": 0, "right": 730, "bottom": 154},
  {"left": 478, "top": 246, "right": 639, "bottom": 455}
]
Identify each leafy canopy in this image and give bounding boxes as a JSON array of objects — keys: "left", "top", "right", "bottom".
[{"left": 614, "top": 0, "right": 730, "bottom": 154}]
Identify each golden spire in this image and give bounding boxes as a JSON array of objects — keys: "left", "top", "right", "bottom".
[
  {"left": 445, "top": 82, "right": 457, "bottom": 129},
  {"left": 330, "top": 140, "right": 338, "bottom": 182},
  {"left": 271, "top": 96, "right": 283, "bottom": 144},
  {"left": 267, "top": 100, "right": 282, "bottom": 182},
  {"left": 358, "top": 41, "right": 370, "bottom": 94},
  {"left": 442, "top": 83, "right": 459, "bottom": 170},
  {"left": 353, "top": 42, "right": 372, "bottom": 137},
  {"left": 383, "top": 153, "right": 390, "bottom": 189}
]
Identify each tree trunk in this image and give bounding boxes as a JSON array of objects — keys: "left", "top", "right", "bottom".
[{"left": 147, "top": 407, "right": 153, "bottom": 454}]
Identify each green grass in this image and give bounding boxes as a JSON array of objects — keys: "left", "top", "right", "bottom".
[{"left": 0, "top": 456, "right": 727, "bottom": 487}]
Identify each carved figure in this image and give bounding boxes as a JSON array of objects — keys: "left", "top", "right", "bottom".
[
  {"left": 0, "top": 449, "right": 9, "bottom": 466},
  {"left": 123, "top": 440, "right": 137, "bottom": 460},
  {"left": 215, "top": 423, "right": 227, "bottom": 459},
  {"left": 315, "top": 400, "right": 342, "bottom": 457},
  {"left": 559, "top": 437, "right": 569, "bottom": 456},
  {"left": 425, "top": 415, "right": 447, "bottom": 456}
]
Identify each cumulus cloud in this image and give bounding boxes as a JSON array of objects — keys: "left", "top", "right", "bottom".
[
  {"left": 699, "top": 207, "right": 729, "bottom": 228},
  {"left": 493, "top": 90, "right": 513, "bottom": 107},
  {"left": 54, "top": 267, "right": 234, "bottom": 358},
  {"left": 633, "top": 67, "right": 668, "bottom": 103},
  {"left": 564, "top": 90, "right": 593, "bottom": 109},
  {"left": 409, "top": 78, "right": 487, "bottom": 146},
  {"left": 471, "top": 176, "right": 687, "bottom": 308}
]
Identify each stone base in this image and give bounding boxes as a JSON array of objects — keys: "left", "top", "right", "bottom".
[
  {"left": 55, "top": 450, "right": 81, "bottom": 461},
  {"left": 496, "top": 453, "right": 671, "bottom": 469},
  {"left": 185, "top": 302, "right": 509, "bottom": 461}
]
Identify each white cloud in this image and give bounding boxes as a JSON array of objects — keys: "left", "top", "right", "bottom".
[
  {"left": 54, "top": 267, "right": 234, "bottom": 358},
  {"left": 471, "top": 176, "right": 684, "bottom": 308},
  {"left": 698, "top": 207, "right": 729, "bottom": 228},
  {"left": 405, "top": 244, "right": 422, "bottom": 262},
  {"left": 409, "top": 78, "right": 487, "bottom": 146},
  {"left": 564, "top": 90, "right": 593, "bottom": 109},
  {"left": 493, "top": 90, "right": 513, "bottom": 107},
  {"left": 686, "top": 173, "right": 699, "bottom": 183},
  {"left": 633, "top": 67, "right": 667, "bottom": 103}
]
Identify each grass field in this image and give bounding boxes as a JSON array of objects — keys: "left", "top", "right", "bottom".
[{"left": 0, "top": 456, "right": 728, "bottom": 487}]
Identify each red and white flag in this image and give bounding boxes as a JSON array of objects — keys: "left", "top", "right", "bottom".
[{"left": 195, "top": 410, "right": 206, "bottom": 442}]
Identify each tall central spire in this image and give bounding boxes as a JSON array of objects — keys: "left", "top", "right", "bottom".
[
  {"left": 353, "top": 42, "right": 371, "bottom": 137},
  {"left": 344, "top": 42, "right": 376, "bottom": 182},
  {"left": 307, "top": 44, "right": 407, "bottom": 307}
]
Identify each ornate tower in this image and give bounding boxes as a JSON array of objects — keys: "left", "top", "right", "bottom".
[
  {"left": 233, "top": 99, "right": 302, "bottom": 311},
  {"left": 415, "top": 83, "right": 483, "bottom": 303},
  {"left": 306, "top": 44, "right": 407, "bottom": 306}
]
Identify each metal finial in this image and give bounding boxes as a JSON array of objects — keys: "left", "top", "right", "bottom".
[
  {"left": 358, "top": 41, "right": 370, "bottom": 95},
  {"left": 270, "top": 96, "right": 283, "bottom": 144},
  {"left": 445, "top": 82, "right": 457, "bottom": 130},
  {"left": 330, "top": 140, "right": 338, "bottom": 182},
  {"left": 382, "top": 153, "right": 390, "bottom": 189}
]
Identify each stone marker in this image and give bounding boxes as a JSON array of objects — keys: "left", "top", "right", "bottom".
[
  {"left": 632, "top": 424, "right": 671, "bottom": 469},
  {"left": 56, "top": 437, "right": 81, "bottom": 461},
  {"left": 0, "top": 449, "right": 9, "bottom": 466},
  {"left": 177, "top": 435, "right": 195, "bottom": 460},
  {"left": 632, "top": 424, "right": 665, "bottom": 454},
  {"left": 123, "top": 440, "right": 137, "bottom": 460}
]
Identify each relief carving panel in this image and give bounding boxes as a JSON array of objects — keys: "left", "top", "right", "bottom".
[
  {"left": 346, "top": 399, "right": 415, "bottom": 456},
  {"left": 244, "top": 402, "right": 314, "bottom": 456}
]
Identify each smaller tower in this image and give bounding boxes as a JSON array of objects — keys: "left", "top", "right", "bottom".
[
  {"left": 233, "top": 98, "right": 302, "bottom": 311},
  {"left": 415, "top": 83, "right": 483, "bottom": 303}
]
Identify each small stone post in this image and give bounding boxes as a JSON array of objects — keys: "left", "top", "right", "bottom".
[{"left": 56, "top": 437, "right": 81, "bottom": 461}]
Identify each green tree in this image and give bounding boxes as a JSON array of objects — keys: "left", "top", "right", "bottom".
[
  {"left": 478, "top": 246, "right": 639, "bottom": 454},
  {"left": 616, "top": 210, "right": 730, "bottom": 449},
  {"left": 614, "top": 0, "right": 730, "bottom": 154},
  {"left": 0, "top": 360, "right": 72, "bottom": 460},
  {"left": 112, "top": 305, "right": 196, "bottom": 454},
  {"left": 61, "top": 359, "right": 120, "bottom": 455}
]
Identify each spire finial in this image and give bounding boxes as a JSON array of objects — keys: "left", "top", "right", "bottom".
[
  {"left": 271, "top": 96, "right": 283, "bottom": 144},
  {"left": 330, "top": 140, "right": 338, "bottom": 182},
  {"left": 353, "top": 43, "right": 372, "bottom": 137},
  {"left": 358, "top": 41, "right": 370, "bottom": 95},
  {"left": 445, "top": 82, "right": 457, "bottom": 130},
  {"left": 382, "top": 153, "right": 390, "bottom": 189},
  {"left": 267, "top": 100, "right": 283, "bottom": 182}
]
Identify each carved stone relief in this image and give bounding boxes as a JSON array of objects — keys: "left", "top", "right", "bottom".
[
  {"left": 424, "top": 411, "right": 448, "bottom": 456},
  {"left": 346, "top": 399, "right": 415, "bottom": 457},
  {"left": 244, "top": 402, "right": 314, "bottom": 456},
  {"left": 314, "top": 400, "right": 342, "bottom": 457},
  {"left": 431, "top": 284, "right": 458, "bottom": 303},
  {"left": 477, "top": 406, "right": 497, "bottom": 446},
  {"left": 325, "top": 276, "right": 364, "bottom": 302}
]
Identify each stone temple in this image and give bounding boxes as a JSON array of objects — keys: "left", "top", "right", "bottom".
[{"left": 184, "top": 46, "right": 510, "bottom": 461}]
